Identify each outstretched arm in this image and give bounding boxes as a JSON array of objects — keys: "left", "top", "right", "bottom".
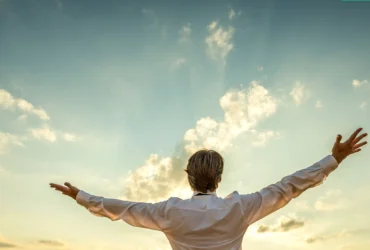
[
  {"left": 49, "top": 182, "right": 168, "bottom": 231},
  {"left": 240, "top": 128, "right": 367, "bottom": 225}
]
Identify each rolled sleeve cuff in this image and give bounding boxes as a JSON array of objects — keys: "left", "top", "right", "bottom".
[
  {"left": 320, "top": 155, "right": 339, "bottom": 175},
  {"left": 76, "top": 190, "right": 91, "bottom": 209}
]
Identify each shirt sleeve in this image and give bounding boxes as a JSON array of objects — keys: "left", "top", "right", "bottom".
[
  {"left": 75, "top": 191, "right": 168, "bottom": 231},
  {"left": 240, "top": 155, "right": 338, "bottom": 225}
]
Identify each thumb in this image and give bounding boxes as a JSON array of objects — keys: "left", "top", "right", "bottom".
[
  {"left": 64, "top": 182, "right": 72, "bottom": 188},
  {"left": 336, "top": 134, "right": 342, "bottom": 144}
]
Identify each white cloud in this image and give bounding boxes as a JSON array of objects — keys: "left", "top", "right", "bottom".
[
  {"left": 352, "top": 79, "right": 368, "bottom": 88},
  {"left": 122, "top": 154, "right": 189, "bottom": 202},
  {"left": 178, "top": 23, "right": 191, "bottom": 43},
  {"left": 205, "top": 21, "right": 235, "bottom": 64},
  {"left": 289, "top": 81, "right": 307, "bottom": 106},
  {"left": 258, "top": 66, "right": 264, "bottom": 72},
  {"left": 315, "top": 189, "right": 349, "bottom": 211},
  {"left": 250, "top": 130, "right": 281, "bottom": 147},
  {"left": 0, "top": 132, "right": 24, "bottom": 153},
  {"left": 228, "top": 8, "right": 241, "bottom": 20},
  {"left": 63, "top": 133, "right": 79, "bottom": 142},
  {"left": 171, "top": 57, "right": 186, "bottom": 69},
  {"left": 30, "top": 127, "right": 79, "bottom": 143},
  {"left": 315, "top": 100, "right": 323, "bottom": 108},
  {"left": 184, "top": 81, "right": 277, "bottom": 154},
  {"left": 359, "top": 101, "right": 367, "bottom": 109},
  {"left": 17, "top": 114, "right": 27, "bottom": 121},
  {"left": 122, "top": 81, "right": 278, "bottom": 201},
  {"left": 31, "top": 127, "right": 57, "bottom": 142},
  {"left": 0, "top": 89, "right": 50, "bottom": 120}
]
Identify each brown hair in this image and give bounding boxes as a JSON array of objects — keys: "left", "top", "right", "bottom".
[{"left": 185, "top": 149, "right": 224, "bottom": 193}]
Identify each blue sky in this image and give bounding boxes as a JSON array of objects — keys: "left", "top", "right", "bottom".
[{"left": 0, "top": 0, "right": 370, "bottom": 249}]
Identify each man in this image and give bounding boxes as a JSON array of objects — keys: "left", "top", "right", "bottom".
[{"left": 50, "top": 128, "right": 367, "bottom": 250}]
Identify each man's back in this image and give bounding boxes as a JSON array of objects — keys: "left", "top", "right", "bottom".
[{"left": 163, "top": 192, "right": 248, "bottom": 250}]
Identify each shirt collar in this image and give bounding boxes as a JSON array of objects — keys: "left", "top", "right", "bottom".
[{"left": 192, "top": 190, "right": 217, "bottom": 196}]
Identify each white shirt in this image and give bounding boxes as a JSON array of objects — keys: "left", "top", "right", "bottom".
[{"left": 76, "top": 155, "right": 338, "bottom": 250}]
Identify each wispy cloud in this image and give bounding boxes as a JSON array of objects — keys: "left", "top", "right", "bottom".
[
  {"left": 257, "top": 214, "right": 305, "bottom": 233},
  {"left": 30, "top": 127, "right": 79, "bottom": 143},
  {"left": 359, "top": 101, "right": 367, "bottom": 109},
  {"left": 178, "top": 23, "right": 191, "bottom": 44},
  {"left": 315, "top": 100, "right": 323, "bottom": 108},
  {"left": 290, "top": 81, "right": 308, "bottom": 106},
  {"left": 315, "top": 189, "right": 348, "bottom": 211},
  {"left": 31, "top": 127, "right": 57, "bottom": 142},
  {"left": 38, "top": 239, "right": 64, "bottom": 247},
  {"left": 63, "top": 132, "right": 79, "bottom": 142},
  {"left": 0, "top": 242, "right": 17, "bottom": 248},
  {"left": 0, "top": 132, "right": 25, "bottom": 154},
  {"left": 121, "top": 81, "right": 278, "bottom": 202},
  {"left": 0, "top": 89, "right": 50, "bottom": 120},
  {"left": 205, "top": 21, "right": 235, "bottom": 64},
  {"left": 257, "top": 66, "right": 264, "bottom": 72},
  {"left": 250, "top": 130, "right": 281, "bottom": 147},
  {"left": 171, "top": 57, "right": 186, "bottom": 70},
  {"left": 228, "top": 7, "right": 241, "bottom": 20},
  {"left": 352, "top": 79, "right": 368, "bottom": 88}
]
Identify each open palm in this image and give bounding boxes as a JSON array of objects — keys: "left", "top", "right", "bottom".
[
  {"left": 332, "top": 128, "right": 367, "bottom": 164},
  {"left": 50, "top": 182, "right": 80, "bottom": 200}
]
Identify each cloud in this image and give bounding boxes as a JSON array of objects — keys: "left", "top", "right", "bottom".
[
  {"left": 305, "top": 230, "right": 348, "bottom": 244},
  {"left": 352, "top": 79, "right": 368, "bottom": 88},
  {"left": 63, "top": 133, "right": 79, "bottom": 142},
  {"left": 228, "top": 8, "right": 241, "bottom": 20},
  {"left": 184, "top": 81, "right": 277, "bottom": 154},
  {"left": 257, "top": 66, "right": 264, "bottom": 72},
  {"left": 205, "top": 21, "right": 235, "bottom": 64},
  {"left": 0, "top": 132, "right": 24, "bottom": 153},
  {"left": 31, "top": 127, "right": 57, "bottom": 142},
  {"left": 171, "top": 58, "right": 186, "bottom": 70},
  {"left": 289, "top": 81, "right": 307, "bottom": 105},
  {"left": 179, "top": 23, "right": 191, "bottom": 43},
  {"left": 121, "top": 81, "right": 278, "bottom": 201},
  {"left": 141, "top": 8, "right": 158, "bottom": 28},
  {"left": 315, "top": 100, "right": 323, "bottom": 108},
  {"left": 0, "top": 89, "right": 50, "bottom": 120},
  {"left": 315, "top": 189, "right": 348, "bottom": 211},
  {"left": 0, "top": 242, "right": 17, "bottom": 248},
  {"left": 257, "top": 214, "right": 305, "bottom": 233},
  {"left": 250, "top": 130, "right": 281, "bottom": 147},
  {"left": 55, "top": 0, "right": 63, "bottom": 10},
  {"left": 359, "top": 101, "right": 367, "bottom": 109},
  {"left": 30, "top": 127, "right": 79, "bottom": 143},
  {"left": 38, "top": 240, "right": 64, "bottom": 247}
]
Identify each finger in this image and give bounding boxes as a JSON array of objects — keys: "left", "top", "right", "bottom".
[
  {"left": 352, "top": 141, "right": 367, "bottom": 150},
  {"left": 50, "top": 184, "right": 69, "bottom": 192},
  {"left": 352, "top": 133, "right": 368, "bottom": 145},
  {"left": 349, "top": 128, "right": 363, "bottom": 142},
  {"left": 350, "top": 148, "right": 361, "bottom": 154},
  {"left": 64, "top": 182, "right": 72, "bottom": 188},
  {"left": 336, "top": 134, "right": 342, "bottom": 144}
]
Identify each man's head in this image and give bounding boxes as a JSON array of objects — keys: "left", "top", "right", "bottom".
[{"left": 185, "top": 149, "right": 224, "bottom": 193}]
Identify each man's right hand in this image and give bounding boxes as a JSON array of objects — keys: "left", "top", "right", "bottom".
[
  {"left": 50, "top": 182, "right": 80, "bottom": 200},
  {"left": 331, "top": 128, "right": 367, "bottom": 164}
]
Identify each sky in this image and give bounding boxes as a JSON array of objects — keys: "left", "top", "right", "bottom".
[{"left": 0, "top": 0, "right": 370, "bottom": 249}]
